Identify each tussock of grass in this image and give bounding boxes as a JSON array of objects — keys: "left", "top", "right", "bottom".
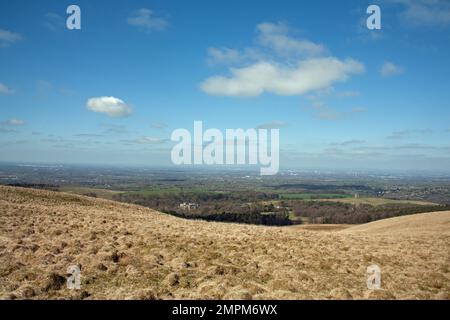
[{"left": 0, "top": 186, "right": 449, "bottom": 300}]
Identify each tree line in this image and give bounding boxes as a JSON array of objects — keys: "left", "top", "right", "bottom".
[
  {"left": 113, "top": 191, "right": 292, "bottom": 226},
  {"left": 286, "top": 200, "right": 450, "bottom": 224}
]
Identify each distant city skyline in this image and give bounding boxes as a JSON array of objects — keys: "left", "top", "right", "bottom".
[{"left": 1, "top": 0, "right": 450, "bottom": 172}]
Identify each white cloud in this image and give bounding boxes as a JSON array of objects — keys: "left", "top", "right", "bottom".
[
  {"left": 380, "top": 61, "right": 404, "bottom": 77},
  {"left": 386, "top": 128, "right": 432, "bottom": 139},
  {"left": 339, "top": 90, "right": 360, "bottom": 98},
  {"left": 35, "top": 80, "right": 74, "bottom": 97},
  {"left": 75, "top": 133, "right": 104, "bottom": 138},
  {"left": 303, "top": 95, "right": 341, "bottom": 121},
  {"left": 121, "top": 137, "right": 168, "bottom": 145},
  {"left": 351, "top": 107, "right": 367, "bottom": 113},
  {"left": 207, "top": 47, "right": 242, "bottom": 66},
  {"left": 256, "top": 22, "right": 325, "bottom": 57},
  {"left": 44, "top": 13, "right": 65, "bottom": 31},
  {"left": 127, "top": 8, "right": 168, "bottom": 32},
  {"left": 101, "top": 124, "right": 129, "bottom": 134},
  {"left": 205, "top": 22, "right": 327, "bottom": 67},
  {"left": 201, "top": 22, "right": 363, "bottom": 98},
  {"left": 137, "top": 137, "right": 168, "bottom": 144},
  {"left": 8, "top": 119, "right": 25, "bottom": 126},
  {"left": 304, "top": 93, "right": 367, "bottom": 121},
  {"left": 315, "top": 108, "right": 341, "bottom": 121},
  {"left": 86, "top": 96, "right": 133, "bottom": 118},
  {"left": 1, "top": 118, "right": 25, "bottom": 126},
  {"left": 0, "top": 83, "right": 15, "bottom": 95},
  {"left": 256, "top": 121, "right": 288, "bottom": 129},
  {"left": 393, "top": 0, "right": 450, "bottom": 27},
  {"left": 0, "top": 28, "right": 22, "bottom": 47},
  {"left": 206, "top": 47, "right": 266, "bottom": 67},
  {"left": 0, "top": 127, "right": 16, "bottom": 133},
  {"left": 340, "top": 139, "right": 366, "bottom": 146},
  {"left": 201, "top": 58, "right": 364, "bottom": 97},
  {"left": 150, "top": 122, "right": 168, "bottom": 129}
]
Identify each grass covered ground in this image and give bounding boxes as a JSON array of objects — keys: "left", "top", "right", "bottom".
[{"left": 0, "top": 186, "right": 449, "bottom": 300}]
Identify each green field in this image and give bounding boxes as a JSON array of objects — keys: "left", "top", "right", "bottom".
[
  {"left": 122, "top": 187, "right": 223, "bottom": 197},
  {"left": 60, "top": 186, "right": 438, "bottom": 211},
  {"left": 59, "top": 186, "right": 122, "bottom": 199},
  {"left": 279, "top": 193, "right": 353, "bottom": 200},
  {"left": 310, "top": 197, "right": 437, "bottom": 206}
]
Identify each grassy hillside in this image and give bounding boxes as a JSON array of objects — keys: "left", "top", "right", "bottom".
[
  {"left": 342, "top": 210, "right": 450, "bottom": 235},
  {"left": 0, "top": 186, "right": 448, "bottom": 300}
]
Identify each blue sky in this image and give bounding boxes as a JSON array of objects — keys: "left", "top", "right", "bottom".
[{"left": 1, "top": 0, "right": 450, "bottom": 171}]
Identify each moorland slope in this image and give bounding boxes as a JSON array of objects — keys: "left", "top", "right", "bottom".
[{"left": 0, "top": 186, "right": 448, "bottom": 300}]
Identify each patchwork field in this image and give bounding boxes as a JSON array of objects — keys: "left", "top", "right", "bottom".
[
  {"left": 0, "top": 186, "right": 449, "bottom": 300},
  {"left": 278, "top": 193, "right": 353, "bottom": 200},
  {"left": 310, "top": 197, "right": 437, "bottom": 206}
]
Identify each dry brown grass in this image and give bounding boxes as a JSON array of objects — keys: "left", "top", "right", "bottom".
[
  {"left": 0, "top": 186, "right": 449, "bottom": 300},
  {"left": 289, "top": 224, "right": 353, "bottom": 232}
]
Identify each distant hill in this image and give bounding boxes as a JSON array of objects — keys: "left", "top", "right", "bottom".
[
  {"left": 342, "top": 210, "right": 450, "bottom": 235},
  {"left": 0, "top": 186, "right": 448, "bottom": 300}
]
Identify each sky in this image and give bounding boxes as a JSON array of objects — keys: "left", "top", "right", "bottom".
[{"left": 1, "top": 0, "right": 450, "bottom": 172}]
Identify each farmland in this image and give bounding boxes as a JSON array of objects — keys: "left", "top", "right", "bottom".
[{"left": 2, "top": 164, "right": 450, "bottom": 226}]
